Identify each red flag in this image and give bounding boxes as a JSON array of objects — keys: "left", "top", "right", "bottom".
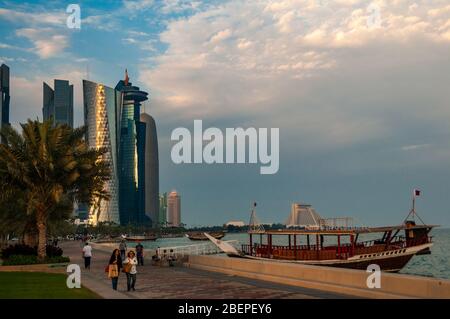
[{"left": 414, "top": 189, "right": 421, "bottom": 197}]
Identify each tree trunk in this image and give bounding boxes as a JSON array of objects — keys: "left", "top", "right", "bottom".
[
  {"left": 23, "top": 220, "right": 38, "bottom": 247},
  {"left": 36, "top": 214, "right": 47, "bottom": 261}
]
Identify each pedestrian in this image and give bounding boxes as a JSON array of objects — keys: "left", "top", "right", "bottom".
[
  {"left": 82, "top": 242, "right": 92, "bottom": 270},
  {"left": 123, "top": 250, "right": 138, "bottom": 291},
  {"left": 119, "top": 240, "right": 127, "bottom": 260},
  {"left": 135, "top": 242, "right": 144, "bottom": 266},
  {"left": 108, "top": 249, "right": 122, "bottom": 290}
]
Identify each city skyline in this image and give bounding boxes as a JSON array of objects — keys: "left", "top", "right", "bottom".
[{"left": 1, "top": 1, "right": 450, "bottom": 227}]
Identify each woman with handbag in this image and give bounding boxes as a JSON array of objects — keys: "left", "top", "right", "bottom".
[
  {"left": 123, "top": 250, "right": 138, "bottom": 292},
  {"left": 107, "top": 249, "right": 122, "bottom": 290}
]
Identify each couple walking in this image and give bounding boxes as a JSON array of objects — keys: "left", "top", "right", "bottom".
[{"left": 107, "top": 249, "right": 138, "bottom": 292}]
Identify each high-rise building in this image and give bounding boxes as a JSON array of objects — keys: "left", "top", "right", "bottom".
[
  {"left": 0, "top": 64, "right": 10, "bottom": 142},
  {"left": 167, "top": 190, "right": 181, "bottom": 227},
  {"left": 82, "top": 80, "right": 121, "bottom": 225},
  {"left": 140, "top": 113, "right": 159, "bottom": 227},
  {"left": 159, "top": 193, "right": 167, "bottom": 227},
  {"left": 285, "top": 203, "right": 322, "bottom": 228},
  {"left": 115, "top": 70, "right": 148, "bottom": 225},
  {"left": 43, "top": 80, "right": 74, "bottom": 127}
]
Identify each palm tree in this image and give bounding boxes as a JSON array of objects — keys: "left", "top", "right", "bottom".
[{"left": 0, "top": 119, "right": 111, "bottom": 260}]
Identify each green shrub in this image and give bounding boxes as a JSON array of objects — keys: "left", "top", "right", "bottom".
[
  {"left": 2, "top": 255, "right": 39, "bottom": 265},
  {"left": 46, "top": 256, "right": 70, "bottom": 264},
  {"left": 2, "top": 255, "right": 70, "bottom": 266}
]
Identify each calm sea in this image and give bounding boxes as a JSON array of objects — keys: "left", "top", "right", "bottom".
[{"left": 138, "top": 228, "right": 450, "bottom": 280}]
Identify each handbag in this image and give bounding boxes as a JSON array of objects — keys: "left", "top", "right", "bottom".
[
  {"left": 108, "top": 264, "right": 119, "bottom": 278},
  {"left": 104, "top": 265, "right": 109, "bottom": 273},
  {"left": 122, "top": 262, "right": 132, "bottom": 273}
]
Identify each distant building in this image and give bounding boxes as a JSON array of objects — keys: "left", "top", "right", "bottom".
[
  {"left": 285, "top": 203, "right": 322, "bottom": 229},
  {"left": 43, "top": 79, "right": 74, "bottom": 127},
  {"left": 140, "top": 113, "right": 159, "bottom": 227},
  {"left": 83, "top": 79, "right": 121, "bottom": 225},
  {"left": 159, "top": 193, "right": 167, "bottom": 227},
  {"left": 225, "top": 220, "right": 245, "bottom": 227},
  {"left": 0, "top": 64, "right": 10, "bottom": 142},
  {"left": 167, "top": 190, "right": 181, "bottom": 227}
]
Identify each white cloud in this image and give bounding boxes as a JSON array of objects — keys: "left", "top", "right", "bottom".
[
  {"left": 123, "top": 0, "right": 154, "bottom": 11},
  {"left": 16, "top": 28, "right": 69, "bottom": 59},
  {"left": 138, "top": 0, "right": 450, "bottom": 151},
  {"left": 401, "top": 144, "right": 431, "bottom": 151},
  {"left": 0, "top": 8, "right": 66, "bottom": 26}
]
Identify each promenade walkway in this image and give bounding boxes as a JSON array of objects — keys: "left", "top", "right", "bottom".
[{"left": 61, "top": 241, "right": 350, "bottom": 299}]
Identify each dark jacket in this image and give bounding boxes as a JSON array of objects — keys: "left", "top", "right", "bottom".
[{"left": 109, "top": 253, "right": 123, "bottom": 270}]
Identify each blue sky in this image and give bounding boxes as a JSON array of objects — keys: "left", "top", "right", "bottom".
[{"left": 1, "top": 0, "right": 450, "bottom": 227}]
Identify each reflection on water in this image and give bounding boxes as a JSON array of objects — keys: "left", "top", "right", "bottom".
[{"left": 131, "top": 228, "right": 450, "bottom": 280}]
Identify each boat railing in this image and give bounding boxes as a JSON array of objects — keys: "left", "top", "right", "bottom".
[{"left": 157, "top": 240, "right": 239, "bottom": 258}]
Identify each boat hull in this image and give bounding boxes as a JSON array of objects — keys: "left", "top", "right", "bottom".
[
  {"left": 235, "top": 243, "right": 432, "bottom": 272},
  {"left": 187, "top": 232, "right": 225, "bottom": 241},
  {"left": 126, "top": 237, "right": 157, "bottom": 242}
]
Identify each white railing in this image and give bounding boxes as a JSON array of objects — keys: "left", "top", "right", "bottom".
[{"left": 156, "top": 240, "right": 239, "bottom": 258}]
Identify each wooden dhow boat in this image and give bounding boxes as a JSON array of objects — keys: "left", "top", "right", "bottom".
[
  {"left": 186, "top": 231, "right": 225, "bottom": 241},
  {"left": 206, "top": 197, "right": 437, "bottom": 272},
  {"left": 125, "top": 235, "right": 157, "bottom": 242}
]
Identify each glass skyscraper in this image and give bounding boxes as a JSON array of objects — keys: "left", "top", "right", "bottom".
[
  {"left": 141, "top": 113, "right": 159, "bottom": 227},
  {"left": 43, "top": 80, "right": 74, "bottom": 127},
  {"left": 0, "top": 64, "right": 10, "bottom": 142},
  {"left": 115, "top": 70, "right": 149, "bottom": 225},
  {"left": 82, "top": 80, "right": 121, "bottom": 225}
]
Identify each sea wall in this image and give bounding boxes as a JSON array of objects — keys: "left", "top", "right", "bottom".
[{"left": 186, "top": 255, "right": 450, "bottom": 298}]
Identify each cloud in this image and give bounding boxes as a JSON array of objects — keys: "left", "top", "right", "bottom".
[
  {"left": 137, "top": 0, "right": 450, "bottom": 154},
  {"left": 123, "top": 0, "right": 154, "bottom": 11},
  {"left": 0, "top": 8, "right": 66, "bottom": 26},
  {"left": 401, "top": 144, "right": 431, "bottom": 151},
  {"left": 16, "top": 28, "right": 69, "bottom": 59}
]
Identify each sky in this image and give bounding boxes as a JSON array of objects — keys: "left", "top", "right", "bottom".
[{"left": 1, "top": 0, "right": 450, "bottom": 227}]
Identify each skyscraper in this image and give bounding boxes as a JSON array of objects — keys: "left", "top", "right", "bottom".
[
  {"left": 43, "top": 80, "right": 74, "bottom": 127},
  {"left": 0, "top": 64, "right": 10, "bottom": 141},
  {"left": 82, "top": 80, "right": 121, "bottom": 225},
  {"left": 167, "top": 190, "right": 181, "bottom": 227},
  {"left": 159, "top": 193, "right": 167, "bottom": 227},
  {"left": 140, "top": 113, "right": 159, "bottom": 227},
  {"left": 115, "top": 70, "right": 149, "bottom": 225}
]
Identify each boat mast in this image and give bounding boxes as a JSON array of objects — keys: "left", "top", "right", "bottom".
[
  {"left": 248, "top": 202, "right": 265, "bottom": 234},
  {"left": 404, "top": 189, "right": 426, "bottom": 225}
]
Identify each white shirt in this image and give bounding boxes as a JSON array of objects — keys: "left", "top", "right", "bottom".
[
  {"left": 82, "top": 245, "right": 92, "bottom": 257},
  {"left": 124, "top": 257, "right": 138, "bottom": 274}
]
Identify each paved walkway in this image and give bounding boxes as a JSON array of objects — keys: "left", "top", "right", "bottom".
[{"left": 61, "top": 241, "right": 350, "bottom": 299}]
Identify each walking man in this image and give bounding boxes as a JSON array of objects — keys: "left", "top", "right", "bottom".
[
  {"left": 136, "top": 242, "right": 144, "bottom": 266},
  {"left": 82, "top": 242, "right": 92, "bottom": 270},
  {"left": 119, "top": 240, "right": 127, "bottom": 260}
]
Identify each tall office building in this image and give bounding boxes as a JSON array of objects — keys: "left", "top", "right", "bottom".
[
  {"left": 115, "top": 70, "right": 149, "bottom": 225},
  {"left": 82, "top": 80, "right": 121, "bottom": 225},
  {"left": 159, "top": 193, "right": 167, "bottom": 227},
  {"left": 167, "top": 190, "right": 181, "bottom": 227},
  {"left": 140, "top": 113, "right": 159, "bottom": 227},
  {"left": 0, "top": 64, "right": 10, "bottom": 142},
  {"left": 43, "top": 80, "right": 74, "bottom": 127}
]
